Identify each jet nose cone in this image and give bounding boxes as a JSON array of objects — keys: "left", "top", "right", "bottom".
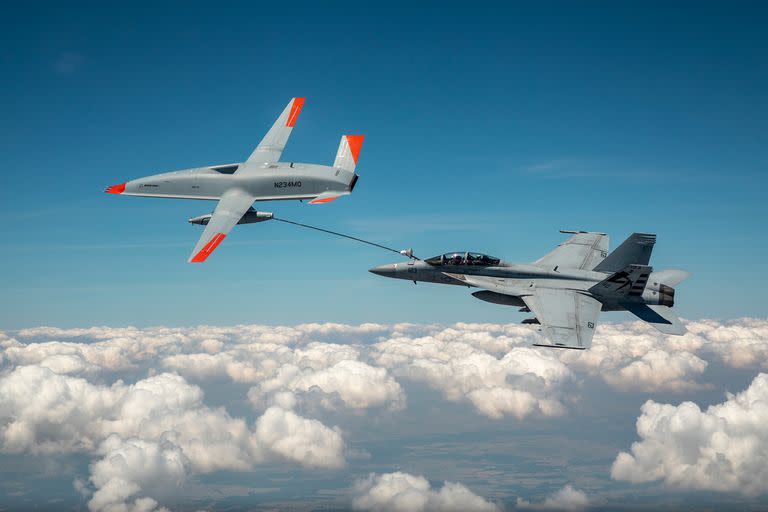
[{"left": 369, "top": 263, "right": 396, "bottom": 277}]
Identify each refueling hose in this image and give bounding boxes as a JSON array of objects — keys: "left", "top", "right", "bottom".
[{"left": 272, "top": 216, "right": 418, "bottom": 260}]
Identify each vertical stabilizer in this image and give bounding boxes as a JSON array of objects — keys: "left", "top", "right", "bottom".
[
  {"left": 333, "top": 135, "right": 365, "bottom": 172},
  {"left": 593, "top": 233, "right": 656, "bottom": 273}
]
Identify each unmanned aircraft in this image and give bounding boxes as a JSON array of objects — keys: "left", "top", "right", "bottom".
[
  {"left": 369, "top": 231, "right": 690, "bottom": 349},
  {"left": 105, "top": 98, "right": 364, "bottom": 262}
]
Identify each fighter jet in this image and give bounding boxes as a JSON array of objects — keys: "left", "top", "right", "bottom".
[
  {"left": 369, "top": 231, "right": 690, "bottom": 349},
  {"left": 105, "top": 98, "right": 364, "bottom": 262}
]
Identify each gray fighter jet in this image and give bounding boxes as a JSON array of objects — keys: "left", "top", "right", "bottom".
[
  {"left": 105, "top": 98, "right": 364, "bottom": 262},
  {"left": 370, "top": 231, "right": 690, "bottom": 349}
]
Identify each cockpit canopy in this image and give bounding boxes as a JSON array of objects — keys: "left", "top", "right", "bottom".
[{"left": 424, "top": 252, "right": 501, "bottom": 267}]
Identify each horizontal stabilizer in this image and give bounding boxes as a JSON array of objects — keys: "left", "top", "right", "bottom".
[{"left": 623, "top": 302, "right": 686, "bottom": 335}]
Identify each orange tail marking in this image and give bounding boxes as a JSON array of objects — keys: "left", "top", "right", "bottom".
[
  {"left": 286, "top": 97, "right": 305, "bottom": 127},
  {"left": 345, "top": 135, "right": 365, "bottom": 164}
]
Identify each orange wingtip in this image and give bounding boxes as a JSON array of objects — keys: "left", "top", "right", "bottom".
[
  {"left": 286, "top": 97, "right": 305, "bottom": 127},
  {"left": 345, "top": 135, "right": 365, "bottom": 164},
  {"left": 309, "top": 196, "right": 340, "bottom": 205},
  {"left": 190, "top": 233, "right": 226, "bottom": 263},
  {"left": 105, "top": 183, "right": 126, "bottom": 194}
]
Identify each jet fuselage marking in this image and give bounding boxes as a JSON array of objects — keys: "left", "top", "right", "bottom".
[{"left": 604, "top": 271, "right": 632, "bottom": 291}]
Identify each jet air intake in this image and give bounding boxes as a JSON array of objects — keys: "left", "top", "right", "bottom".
[{"left": 189, "top": 209, "right": 273, "bottom": 226}]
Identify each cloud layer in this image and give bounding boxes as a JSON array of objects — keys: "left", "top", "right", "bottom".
[
  {"left": 2, "top": 319, "right": 768, "bottom": 509},
  {"left": 517, "top": 485, "right": 590, "bottom": 511},
  {"left": 0, "top": 366, "right": 344, "bottom": 511},
  {"left": 372, "top": 326, "right": 572, "bottom": 419},
  {"left": 352, "top": 472, "right": 499, "bottom": 512},
  {"left": 612, "top": 372, "right": 768, "bottom": 495}
]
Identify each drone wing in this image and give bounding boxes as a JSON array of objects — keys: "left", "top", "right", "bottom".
[
  {"left": 188, "top": 189, "right": 255, "bottom": 263},
  {"left": 245, "top": 97, "right": 305, "bottom": 165}
]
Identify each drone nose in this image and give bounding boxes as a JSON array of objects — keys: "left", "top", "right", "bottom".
[{"left": 369, "top": 264, "right": 396, "bottom": 277}]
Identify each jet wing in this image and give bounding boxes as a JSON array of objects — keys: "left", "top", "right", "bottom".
[
  {"left": 445, "top": 272, "right": 600, "bottom": 349},
  {"left": 535, "top": 231, "right": 608, "bottom": 270},
  {"left": 188, "top": 189, "right": 255, "bottom": 263},
  {"left": 523, "top": 289, "right": 602, "bottom": 349},
  {"left": 245, "top": 97, "right": 305, "bottom": 165}
]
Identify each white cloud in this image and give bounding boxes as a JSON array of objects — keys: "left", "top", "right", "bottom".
[
  {"left": 7, "top": 327, "right": 198, "bottom": 373},
  {"left": 7, "top": 325, "right": 406, "bottom": 412},
  {"left": 88, "top": 435, "right": 183, "bottom": 512},
  {"left": 0, "top": 365, "right": 345, "bottom": 510},
  {"left": 352, "top": 472, "right": 499, "bottom": 512},
  {"left": 249, "top": 359, "right": 405, "bottom": 411},
  {"left": 557, "top": 318, "right": 768, "bottom": 392},
  {"left": 6, "top": 319, "right": 768, "bottom": 415},
  {"left": 516, "top": 485, "right": 590, "bottom": 511},
  {"left": 558, "top": 322, "right": 709, "bottom": 392},
  {"left": 688, "top": 318, "right": 768, "bottom": 369},
  {"left": 164, "top": 340, "right": 405, "bottom": 412},
  {"left": 611, "top": 372, "right": 768, "bottom": 495},
  {"left": 372, "top": 331, "right": 571, "bottom": 419},
  {"left": 0, "top": 365, "right": 345, "bottom": 468},
  {"left": 255, "top": 406, "right": 345, "bottom": 468}
]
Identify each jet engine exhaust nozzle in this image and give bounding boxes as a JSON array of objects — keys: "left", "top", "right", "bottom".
[
  {"left": 658, "top": 284, "right": 675, "bottom": 307},
  {"left": 641, "top": 282, "right": 675, "bottom": 307}
]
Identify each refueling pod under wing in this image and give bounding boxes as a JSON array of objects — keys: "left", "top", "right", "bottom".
[{"left": 189, "top": 209, "right": 273, "bottom": 226}]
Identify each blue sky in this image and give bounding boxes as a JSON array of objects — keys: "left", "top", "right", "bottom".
[{"left": 2, "top": 2, "right": 767, "bottom": 328}]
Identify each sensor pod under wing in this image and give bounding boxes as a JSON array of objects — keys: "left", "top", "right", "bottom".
[{"left": 105, "top": 98, "right": 365, "bottom": 262}]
